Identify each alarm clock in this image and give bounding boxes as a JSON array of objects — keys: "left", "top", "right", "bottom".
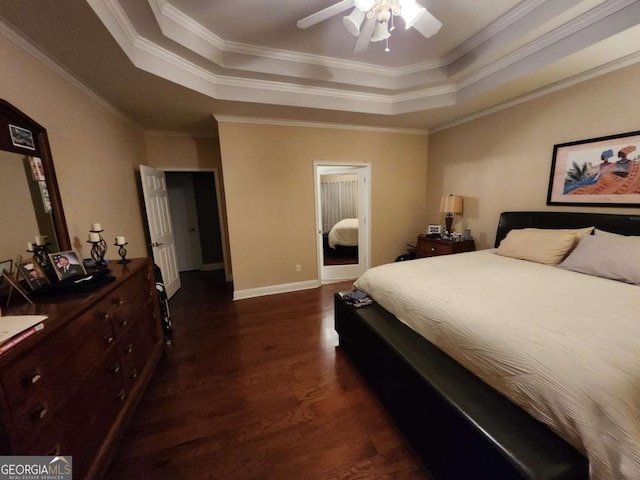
[{"left": 427, "top": 225, "right": 443, "bottom": 236}]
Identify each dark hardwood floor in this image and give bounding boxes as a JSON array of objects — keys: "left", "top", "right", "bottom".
[{"left": 104, "top": 270, "right": 430, "bottom": 479}]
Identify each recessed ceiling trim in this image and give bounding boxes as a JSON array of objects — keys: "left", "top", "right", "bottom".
[
  {"left": 457, "top": 0, "right": 640, "bottom": 98},
  {"left": 444, "top": 0, "right": 550, "bottom": 64},
  {"left": 89, "top": 0, "right": 639, "bottom": 117},
  {"left": 148, "top": 0, "right": 447, "bottom": 90},
  {"left": 432, "top": 48, "right": 640, "bottom": 134},
  {"left": 213, "top": 115, "right": 428, "bottom": 135}
]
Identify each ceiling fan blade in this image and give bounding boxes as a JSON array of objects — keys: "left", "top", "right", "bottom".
[
  {"left": 411, "top": 10, "right": 443, "bottom": 39},
  {"left": 353, "top": 16, "right": 376, "bottom": 52},
  {"left": 297, "top": 0, "right": 355, "bottom": 29}
]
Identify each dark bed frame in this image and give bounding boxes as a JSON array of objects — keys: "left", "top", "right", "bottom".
[{"left": 335, "top": 211, "right": 640, "bottom": 480}]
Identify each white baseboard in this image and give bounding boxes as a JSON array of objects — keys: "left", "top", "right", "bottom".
[
  {"left": 201, "top": 262, "right": 224, "bottom": 271},
  {"left": 233, "top": 279, "right": 319, "bottom": 300}
]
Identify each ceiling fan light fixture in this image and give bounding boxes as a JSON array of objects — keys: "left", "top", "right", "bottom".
[
  {"left": 343, "top": 8, "right": 366, "bottom": 36},
  {"left": 354, "top": 0, "right": 375, "bottom": 12},
  {"left": 370, "top": 19, "right": 391, "bottom": 42},
  {"left": 399, "top": 1, "right": 426, "bottom": 29}
]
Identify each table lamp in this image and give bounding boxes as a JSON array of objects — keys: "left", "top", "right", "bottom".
[{"left": 439, "top": 194, "right": 463, "bottom": 235}]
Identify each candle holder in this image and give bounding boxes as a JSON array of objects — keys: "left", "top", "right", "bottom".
[
  {"left": 114, "top": 242, "right": 130, "bottom": 264},
  {"left": 28, "top": 243, "right": 52, "bottom": 268},
  {"left": 87, "top": 230, "right": 108, "bottom": 267}
]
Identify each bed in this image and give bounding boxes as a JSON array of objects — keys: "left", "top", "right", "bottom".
[
  {"left": 335, "top": 211, "right": 640, "bottom": 480},
  {"left": 328, "top": 218, "right": 358, "bottom": 249}
]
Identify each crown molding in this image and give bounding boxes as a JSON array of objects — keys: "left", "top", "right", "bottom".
[
  {"left": 432, "top": 49, "right": 640, "bottom": 134},
  {"left": 0, "top": 14, "right": 142, "bottom": 132},
  {"left": 144, "top": 129, "right": 218, "bottom": 138},
  {"left": 213, "top": 115, "right": 429, "bottom": 135}
]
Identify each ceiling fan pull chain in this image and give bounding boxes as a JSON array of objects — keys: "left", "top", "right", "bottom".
[
  {"left": 390, "top": 13, "right": 395, "bottom": 31},
  {"left": 385, "top": 38, "right": 390, "bottom": 52}
]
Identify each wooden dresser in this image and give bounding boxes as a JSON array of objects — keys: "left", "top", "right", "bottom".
[
  {"left": 416, "top": 235, "right": 475, "bottom": 258},
  {"left": 0, "top": 258, "right": 163, "bottom": 479}
]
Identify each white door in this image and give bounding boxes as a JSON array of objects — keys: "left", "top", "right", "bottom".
[
  {"left": 139, "top": 165, "right": 181, "bottom": 298},
  {"left": 167, "top": 173, "right": 202, "bottom": 272},
  {"left": 315, "top": 163, "right": 371, "bottom": 283}
]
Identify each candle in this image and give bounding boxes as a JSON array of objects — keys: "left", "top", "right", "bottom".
[
  {"left": 35, "top": 235, "right": 47, "bottom": 246},
  {"left": 115, "top": 236, "right": 126, "bottom": 246},
  {"left": 89, "top": 232, "right": 101, "bottom": 242},
  {"left": 91, "top": 223, "right": 102, "bottom": 231},
  {"left": 27, "top": 242, "right": 35, "bottom": 251}
]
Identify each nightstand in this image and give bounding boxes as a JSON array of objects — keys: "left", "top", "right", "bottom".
[{"left": 416, "top": 235, "right": 475, "bottom": 258}]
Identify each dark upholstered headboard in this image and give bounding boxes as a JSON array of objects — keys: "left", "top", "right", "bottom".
[{"left": 494, "top": 211, "right": 640, "bottom": 247}]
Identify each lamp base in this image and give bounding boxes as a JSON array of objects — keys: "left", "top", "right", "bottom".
[{"left": 445, "top": 214, "right": 454, "bottom": 235}]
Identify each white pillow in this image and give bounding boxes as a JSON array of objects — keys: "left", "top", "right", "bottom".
[
  {"left": 496, "top": 228, "right": 577, "bottom": 265},
  {"left": 558, "top": 234, "right": 640, "bottom": 284}
]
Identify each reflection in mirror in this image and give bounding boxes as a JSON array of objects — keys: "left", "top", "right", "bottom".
[
  {"left": 321, "top": 173, "right": 359, "bottom": 266},
  {"left": 0, "top": 150, "right": 58, "bottom": 262}
]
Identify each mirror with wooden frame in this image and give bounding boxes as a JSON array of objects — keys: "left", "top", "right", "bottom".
[{"left": 0, "top": 99, "right": 70, "bottom": 263}]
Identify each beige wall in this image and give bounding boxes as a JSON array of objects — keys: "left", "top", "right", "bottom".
[
  {"left": 218, "top": 122, "right": 429, "bottom": 292},
  {"left": 0, "top": 34, "right": 148, "bottom": 260},
  {"left": 428, "top": 62, "right": 640, "bottom": 249}
]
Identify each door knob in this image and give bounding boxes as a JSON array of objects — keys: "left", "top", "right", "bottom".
[{"left": 149, "top": 242, "right": 164, "bottom": 247}]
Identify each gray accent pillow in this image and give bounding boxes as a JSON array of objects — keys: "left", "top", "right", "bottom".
[{"left": 558, "top": 234, "right": 640, "bottom": 284}]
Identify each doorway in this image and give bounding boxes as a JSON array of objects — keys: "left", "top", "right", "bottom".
[
  {"left": 165, "top": 171, "right": 227, "bottom": 276},
  {"left": 314, "top": 163, "right": 370, "bottom": 283}
]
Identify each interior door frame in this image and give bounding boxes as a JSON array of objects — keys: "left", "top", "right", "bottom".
[
  {"left": 314, "top": 161, "right": 371, "bottom": 284},
  {"left": 161, "top": 167, "right": 231, "bottom": 282}
]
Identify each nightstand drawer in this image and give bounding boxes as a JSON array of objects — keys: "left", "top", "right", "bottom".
[
  {"left": 418, "top": 242, "right": 451, "bottom": 257},
  {"left": 416, "top": 236, "right": 475, "bottom": 258}
]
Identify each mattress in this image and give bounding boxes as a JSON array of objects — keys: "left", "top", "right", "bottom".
[
  {"left": 354, "top": 250, "right": 640, "bottom": 480},
  {"left": 328, "top": 218, "right": 358, "bottom": 248}
]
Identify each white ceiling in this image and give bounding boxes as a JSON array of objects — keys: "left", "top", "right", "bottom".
[{"left": 1, "top": 0, "right": 640, "bottom": 135}]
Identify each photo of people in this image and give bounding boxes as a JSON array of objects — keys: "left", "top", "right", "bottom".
[
  {"left": 17, "top": 259, "right": 50, "bottom": 290},
  {"left": 48, "top": 251, "right": 86, "bottom": 280}
]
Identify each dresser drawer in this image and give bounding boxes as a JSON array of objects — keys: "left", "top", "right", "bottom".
[
  {"left": 26, "top": 347, "right": 125, "bottom": 475},
  {"left": 110, "top": 269, "right": 154, "bottom": 336},
  {"left": 2, "top": 299, "right": 115, "bottom": 413}
]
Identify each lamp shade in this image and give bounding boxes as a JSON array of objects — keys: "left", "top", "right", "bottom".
[{"left": 439, "top": 195, "right": 463, "bottom": 214}]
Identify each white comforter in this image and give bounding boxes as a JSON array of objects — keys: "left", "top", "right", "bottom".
[
  {"left": 328, "top": 218, "right": 358, "bottom": 248},
  {"left": 354, "top": 250, "right": 640, "bottom": 480}
]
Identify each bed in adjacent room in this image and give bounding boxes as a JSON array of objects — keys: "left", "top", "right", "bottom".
[
  {"left": 335, "top": 211, "right": 640, "bottom": 480},
  {"left": 328, "top": 218, "right": 358, "bottom": 249}
]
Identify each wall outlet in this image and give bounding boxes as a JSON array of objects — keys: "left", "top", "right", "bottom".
[{"left": 295, "top": 264, "right": 301, "bottom": 272}]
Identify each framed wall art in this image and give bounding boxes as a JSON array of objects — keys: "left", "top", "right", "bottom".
[{"left": 547, "top": 130, "right": 640, "bottom": 207}]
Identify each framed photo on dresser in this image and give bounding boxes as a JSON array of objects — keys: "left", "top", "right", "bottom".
[{"left": 49, "top": 251, "right": 86, "bottom": 281}]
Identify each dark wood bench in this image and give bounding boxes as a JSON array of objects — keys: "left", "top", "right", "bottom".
[{"left": 335, "top": 292, "right": 589, "bottom": 480}]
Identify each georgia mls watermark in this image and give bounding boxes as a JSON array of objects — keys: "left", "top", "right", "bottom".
[{"left": 0, "top": 456, "right": 72, "bottom": 480}]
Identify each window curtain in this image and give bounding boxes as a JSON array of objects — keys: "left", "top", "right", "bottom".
[{"left": 321, "top": 180, "right": 358, "bottom": 233}]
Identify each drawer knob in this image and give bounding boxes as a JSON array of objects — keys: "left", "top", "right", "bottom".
[
  {"left": 115, "top": 389, "right": 126, "bottom": 401},
  {"left": 125, "top": 344, "right": 133, "bottom": 354},
  {"left": 100, "top": 312, "right": 110, "bottom": 321},
  {"left": 103, "top": 335, "right": 115, "bottom": 345},
  {"left": 431, "top": 247, "right": 435, "bottom": 252},
  {"left": 110, "top": 363, "right": 121, "bottom": 374},
  {"left": 31, "top": 404, "right": 48, "bottom": 421},
  {"left": 112, "top": 297, "right": 124, "bottom": 306},
  {"left": 119, "top": 319, "right": 128, "bottom": 327},
  {"left": 130, "top": 369, "right": 138, "bottom": 379},
  {"left": 24, "top": 370, "right": 42, "bottom": 386}
]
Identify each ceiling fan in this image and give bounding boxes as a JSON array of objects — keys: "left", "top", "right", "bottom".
[{"left": 297, "top": 0, "right": 442, "bottom": 53}]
